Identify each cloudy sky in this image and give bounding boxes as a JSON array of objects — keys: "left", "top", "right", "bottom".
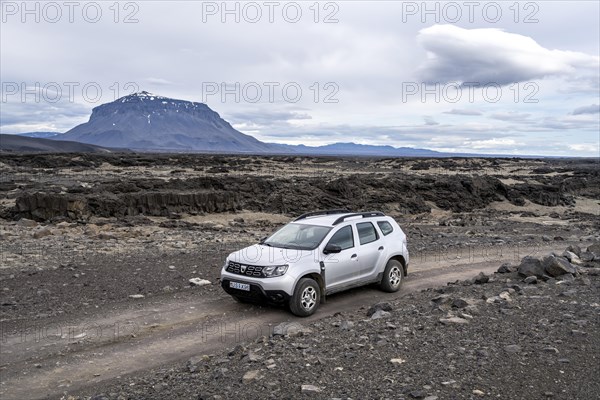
[{"left": 1, "top": 0, "right": 599, "bottom": 156}]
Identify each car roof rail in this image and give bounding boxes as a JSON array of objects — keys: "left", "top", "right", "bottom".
[
  {"left": 332, "top": 211, "right": 385, "bottom": 225},
  {"left": 294, "top": 209, "right": 351, "bottom": 221}
]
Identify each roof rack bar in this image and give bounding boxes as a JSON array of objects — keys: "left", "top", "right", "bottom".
[
  {"left": 294, "top": 209, "right": 351, "bottom": 222},
  {"left": 332, "top": 211, "right": 385, "bottom": 226}
]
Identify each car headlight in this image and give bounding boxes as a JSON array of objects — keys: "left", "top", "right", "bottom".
[{"left": 262, "top": 264, "right": 288, "bottom": 278}]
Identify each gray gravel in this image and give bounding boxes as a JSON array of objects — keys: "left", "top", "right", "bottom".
[{"left": 73, "top": 258, "right": 600, "bottom": 400}]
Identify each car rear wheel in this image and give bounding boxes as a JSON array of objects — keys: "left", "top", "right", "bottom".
[
  {"left": 289, "top": 278, "right": 320, "bottom": 317},
  {"left": 380, "top": 259, "right": 403, "bottom": 292}
]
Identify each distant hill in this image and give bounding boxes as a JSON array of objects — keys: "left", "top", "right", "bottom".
[
  {"left": 12, "top": 92, "right": 494, "bottom": 157},
  {"left": 17, "top": 132, "right": 61, "bottom": 139},
  {"left": 58, "top": 91, "right": 284, "bottom": 153},
  {"left": 0, "top": 134, "right": 114, "bottom": 153},
  {"left": 285, "top": 142, "right": 443, "bottom": 157}
]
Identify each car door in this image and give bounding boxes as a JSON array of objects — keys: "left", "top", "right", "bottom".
[
  {"left": 322, "top": 225, "right": 360, "bottom": 289},
  {"left": 356, "top": 221, "right": 385, "bottom": 279}
]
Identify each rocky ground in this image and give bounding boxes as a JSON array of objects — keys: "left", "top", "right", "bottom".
[
  {"left": 0, "top": 155, "right": 598, "bottom": 399},
  {"left": 73, "top": 243, "right": 600, "bottom": 400}
]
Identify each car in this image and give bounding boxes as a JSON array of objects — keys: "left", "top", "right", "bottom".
[{"left": 220, "top": 210, "right": 409, "bottom": 317}]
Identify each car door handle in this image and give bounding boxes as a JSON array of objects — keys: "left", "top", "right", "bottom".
[
  {"left": 351, "top": 254, "right": 358, "bottom": 259},
  {"left": 378, "top": 246, "right": 384, "bottom": 251}
]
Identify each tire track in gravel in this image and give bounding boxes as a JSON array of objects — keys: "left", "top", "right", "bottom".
[{"left": 0, "top": 244, "right": 555, "bottom": 400}]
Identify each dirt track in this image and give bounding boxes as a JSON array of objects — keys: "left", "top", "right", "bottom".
[{"left": 0, "top": 243, "right": 559, "bottom": 400}]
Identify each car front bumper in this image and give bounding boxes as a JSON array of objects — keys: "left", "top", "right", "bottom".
[{"left": 221, "top": 278, "right": 291, "bottom": 304}]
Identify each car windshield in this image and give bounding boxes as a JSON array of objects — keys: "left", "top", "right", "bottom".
[{"left": 264, "top": 223, "right": 332, "bottom": 250}]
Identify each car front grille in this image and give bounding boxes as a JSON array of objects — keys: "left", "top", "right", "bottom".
[{"left": 227, "top": 261, "right": 264, "bottom": 277}]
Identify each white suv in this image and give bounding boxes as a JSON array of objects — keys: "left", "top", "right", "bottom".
[{"left": 220, "top": 210, "right": 409, "bottom": 316}]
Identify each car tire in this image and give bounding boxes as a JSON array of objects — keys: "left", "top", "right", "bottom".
[
  {"left": 289, "top": 278, "right": 320, "bottom": 317},
  {"left": 380, "top": 259, "right": 403, "bottom": 292}
]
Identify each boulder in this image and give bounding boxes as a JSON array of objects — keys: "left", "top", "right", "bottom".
[
  {"left": 367, "top": 302, "right": 393, "bottom": 317},
  {"left": 272, "top": 322, "right": 311, "bottom": 337},
  {"left": 562, "top": 251, "right": 583, "bottom": 265},
  {"left": 517, "top": 256, "right": 545, "bottom": 278},
  {"left": 370, "top": 309, "right": 391, "bottom": 320},
  {"left": 543, "top": 256, "right": 576, "bottom": 277},
  {"left": 587, "top": 242, "right": 600, "bottom": 257},
  {"left": 565, "top": 244, "right": 581, "bottom": 257},
  {"left": 473, "top": 272, "right": 490, "bottom": 284},
  {"left": 497, "top": 263, "right": 515, "bottom": 274}
]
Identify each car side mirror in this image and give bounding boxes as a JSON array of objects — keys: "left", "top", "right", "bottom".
[{"left": 323, "top": 243, "right": 342, "bottom": 254}]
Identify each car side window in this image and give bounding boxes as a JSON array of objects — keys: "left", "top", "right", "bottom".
[
  {"left": 327, "top": 225, "right": 354, "bottom": 250},
  {"left": 377, "top": 221, "right": 394, "bottom": 236},
  {"left": 357, "top": 222, "right": 379, "bottom": 245}
]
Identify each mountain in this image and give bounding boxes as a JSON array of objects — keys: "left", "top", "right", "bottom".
[
  {"left": 17, "top": 132, "right": 61, "bottom": 139},
  {"left": 58, "top": 92, "right": 283, "bottom": 153},
  {"left": 39, "top": 91, "right": 480, "bottom": 157},
  {"left": 286, "top": 142, "right": 443, "bottom": 157},
  {"left": 0, "top": 134, "right": 114, "bottom": 153}
]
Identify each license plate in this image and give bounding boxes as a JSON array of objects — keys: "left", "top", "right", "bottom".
[{"left": 230, "top": 281, "right": 250, "bottom": 291}]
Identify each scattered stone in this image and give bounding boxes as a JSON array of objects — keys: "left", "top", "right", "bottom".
[
  {"left": 542, "top": 235, "right": 552, "bottom": 242},
  {"left": 565, "top": 244, "right": 581, "bottom": 257},
  {"left": 474, "top": 272, "right": 489, "bottom": 284},
  {"left": 543, "top": 256, "right": 576, "bottom": 278},
  {"left": 562, "top": 251, "right": 582, "bottom": 265},
  {"left": 556, "top": 273, "right": 574, "bottom": 282},
  {"left": 439, "top": 316, "right": 469, "bottom": 325},
  {"left": 497, "top": 263, "right": 515, "bottom": 274},
  {"left": 272, "top": 322, "right": 311, "bottom": 337},
  {"left": 518, "top": 256, "right": 545, "bottom": 278},
  {"left": 32, "top": 228, "right": 52, "bottom": 239},
  {"left": 451, "top": 298, "right": 469, "bottom": 308},
  {"left": 390, "top": 358, "right": 406, "bottom": 365},
  {"left": 367, "top": 302, "right": 393, "bottom": 317},
  {"left": 410, "top": 389, "right": 426, "bottom": 399},
  {"left": 587, "top": 242, "right": 600, "bottom": 256},
  {"left": 524, "top": 276, "right": 538, "bottom": 284},
  {"left": 504, "top": 345, "right": 521, "bottom": 353},
  {"left": 189, "top": 278, "right": 211, "bottom": 286},
  {"left": 245, "top": 351, "right": 262, "bottom": 362},
  {"left": 340, "top": 320, "right": 354, "bottom": 330},
  {"left": 542, "top": 347, "right": 559, "bottom": 353},
  {"left": 187, "top": 355, "right": 210, "bottom": 373},
  {"left": 242, "top": 370, "right": 261, "bottom": 384},
  {"left": 17, "top": 218, "right": 38, "bottom": 228},
  {"left": 301, "top": 384, "right": 322, "bottom": 394},
  {"left": 370, "top": 309, "right": 391, "bottom": 320},
  {"left": 473, "top": 389, "right": 485, "bottom": 396},
  {"left": 580, "top": 252, "right": 595, "bottom": 262},
  {"left": 128, "top": 294, "right": 145, "bottom": 299}
]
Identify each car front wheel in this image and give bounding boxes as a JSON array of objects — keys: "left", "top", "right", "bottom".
[
  {"left": 289, "top": 278, "right": 320, "bottom": 317},
  {"left": 380, "top": 259, "right": 403, "bottom": 292}
]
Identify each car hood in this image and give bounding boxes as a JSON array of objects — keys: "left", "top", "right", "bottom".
[{"left": 228, "top": 244, "right": 318, "bottom": 266}]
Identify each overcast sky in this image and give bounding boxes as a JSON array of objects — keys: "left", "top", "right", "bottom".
[{"left": 1, "top": 0, "right": 599, "bottom": 156}]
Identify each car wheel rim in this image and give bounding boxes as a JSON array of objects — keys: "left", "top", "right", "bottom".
[
  {"left": 389, "top": 266, "right": 401, "bottom": 287},
  {"left": 301, "top": 286, "right": 317, "bottom": 310}
]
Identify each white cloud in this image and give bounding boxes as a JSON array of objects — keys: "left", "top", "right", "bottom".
[{"left": 417, "top": 25, "right": 599, "bottom": 85}]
